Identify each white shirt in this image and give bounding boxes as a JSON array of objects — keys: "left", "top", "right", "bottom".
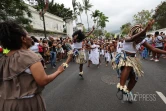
[
  {"left": 91, "top": 44, "right": 100, "bottom": 53},
  {"left": 71, "top": 44, "right": 74, "bottom": 50},
  {"left": 73, "top": 42, "right": 82, "bottom": 49},
  {"left": 117, "top": 42, "right": 123, "bottom": 53},
  {"left": 30, "top": 43, "right": 39, "bottom": 53},
  {"left": 155, "top": 36, "right": 163, "bottom": 47},
  {"left": 122, "top": 39, "right": 146, "bottom": 53}
]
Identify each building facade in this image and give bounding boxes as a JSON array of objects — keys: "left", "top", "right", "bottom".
[
  {"left": 23, "top": 1, "right": 73, "bottom": 38},
  {"left": 28, "top": 6, "right": 64, "bottom": 33}
]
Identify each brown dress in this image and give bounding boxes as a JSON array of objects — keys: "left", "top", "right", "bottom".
[{"left": 0, "top": 50, "right": 46, "bottom": 111}]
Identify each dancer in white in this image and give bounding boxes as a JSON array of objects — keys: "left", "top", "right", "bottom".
[
  {"left": 88, "top": 41, "right": 100, "bottom": 68},
  {"left": 117, "top": 39, "right": 123, "bottom": 54},
  {"left": 105, "top": 44, "right": 111, "bottom": 66},
  {"left": 111, "top": 20, "right": 166, "bottom": 103}
]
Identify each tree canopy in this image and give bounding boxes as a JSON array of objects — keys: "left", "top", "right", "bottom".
[
  {"left": 153, "top": 1, "right": 166, "bottom": 29},
  {"left": 133, "top": 10, "right": 153, "bottom": 27},
  {"left": 35, "top": 0, "right": 73, "bottom": 21},
  {"left": 0, "top": 0, "right": 32, "bottom": 26},
  {"left": 120, "top": 22, "right": 131, "bottom": 35}
]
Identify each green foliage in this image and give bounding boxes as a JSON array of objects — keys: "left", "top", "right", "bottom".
[
  {"left": 105, "top": 32, "right": 111, "bottom": 39},
  {"left": 133, "top": 10, "right": 153, "bottom": 27},
  {"left": 77, "top": 2, "right": 83, "bottom": 23},
  {"left": 110, "top": 33, "right": 115, "bottom": 38},
  {"left": 93, "top": 29, "right": 103, "bottom": 37},
  {"left": 83, "top": 0, "right": 93, "bottom": 30},
  {"left": 120, "top": 22, "right": 131, "bottom": 35},
  {"left": 153, "top": 1, "right": 166, "bottom": 29},
  {"left": 91, "top": 10, "right": 100, "bottom": 23},
  {"left": 83, "top": 26, "right": 86, "bottom": 33},
  {"left": 89, "top": 34, "right": 95, "bottom": 39},
  {"left": 91, "top": 11, "right": 109, "bottom": 29},
  {"left": 0, "top": 0, "right": 32, "bottom": 26},
  {"left": 36, "top": 0, "right": 73, "bottom": 21},
  {"left": 82, "top": 0, "right": 93, "bottom": 13},
  {"left": 72, "top": 0, "right": 78, "bottom": 21},
  {"left": 98, "top": 13, "right": 109, "bottom": 29}
]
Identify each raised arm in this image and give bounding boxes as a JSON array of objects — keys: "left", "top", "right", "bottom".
[
  {"left": 85, "top": 26, "right": 95, "bottom": 37},
  {"left": 125, "top": 20, "right": 155, "bottom": 42}
]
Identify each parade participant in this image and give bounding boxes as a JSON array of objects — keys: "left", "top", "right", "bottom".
[
  {"left": 110, "top": 41, "right": 116, "bottom": 60},
  {"left": 88, "top": 40, "right": 100, "bottom": 68},
  {"left": 0, "top": 21, "right": 65, "bottom": 111},
  {"left": 30, "top": 36, "right": 47, "bottom": 69},
  {"left": 62, "top": 26, "right": 95, "bottom": 78},
  {"left": 117, "top": 39, "right": 123, "bottom": 54},
  {"left": 112, "top": 20, "right": 166, "bottom": 102},
  {"left": 100, "top": 44, "right": 105, "bottom": 57},
  {"left": 104, "top": 43, "right": 110, "bottom": 66},
  {"left": 48, "top": 37, "right": 58, "bottom": 68}
]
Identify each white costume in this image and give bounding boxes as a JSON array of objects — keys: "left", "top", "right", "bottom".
[
  {"left": 89, "top": 44, "right": 100, "bottom": 64},
  {"left": 100, "top": 49, "right": 105, "bottom": 56},
  {"left": 117, "top": 41, "right": 123, "bottom": 53},
  {"left": 105, "top": 51, "right": 111, "bottom": 62}
]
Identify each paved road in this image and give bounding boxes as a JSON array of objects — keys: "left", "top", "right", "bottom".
[{"left": 43, "top": 56, "right": 166, "bottom": 111}]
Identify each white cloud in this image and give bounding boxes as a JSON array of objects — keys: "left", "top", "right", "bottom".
[{"left": 53, "top": 0, "right": 164, "bottom": 31}]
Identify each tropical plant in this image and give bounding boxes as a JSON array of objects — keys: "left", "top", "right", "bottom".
[
  {"left": 82, "top": 0, "right": 93, "bottom": 30},
  {"left": 77, "top": 2, "right": 83, "bottom": 23},
  {"left": 98, "top": 13, "right": 109, "bottom": 29},
  {"left": 105, "top": 32, "right": 111, "bottom": 40},
  {"left": 153, "top": 1, "right": 166, "bottom": 29},
  {"left": 91, "top": 10, "right": 100, "bottom": 26},
  {"left": 0, "top": 0, "right": 32, "bottom": 27},
  {"left": 45, "top": 0, "right": 73, "bottom": 21},
  {"left": 72, "top": 0, "right": 78, "bottom": 23}
]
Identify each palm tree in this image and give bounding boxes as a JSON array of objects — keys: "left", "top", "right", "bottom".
[
  {"left": 77, "top": 2, "right": 83, "bottom": 23},
  {"left": 98, "top": 13, "right": 109, "bottom": 30},
  {"left": 72, "top": 0, "right": 78, "bottom": 24},
  {"left": 82, "top": 0, "right": 93, "bottom": 31},
  {"left": 91, "top": 10, "right": 100, "bottom": 26}
]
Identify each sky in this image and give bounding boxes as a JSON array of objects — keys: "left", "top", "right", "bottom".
[{"left": 53, "top": 0, "right": 164, "bottom": 32}]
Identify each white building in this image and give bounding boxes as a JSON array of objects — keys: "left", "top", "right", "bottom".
[
  {"left": 22, "top": 1, "right": 74, "bottom": 38},
  {"left": 23, "top": 0, "right": 38, "bottom": 6},
  {"left": 24, "top": 6, "right": 73, "bottom": 39},
  {"left": 28, "top": 6, "right": 64, "bottom": 33}
]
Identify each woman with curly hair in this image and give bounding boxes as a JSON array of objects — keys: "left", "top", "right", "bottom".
[
  {"left": 112, "top": 20, "right": 166, "bottom": 102},
  {"left": 0, "top": 21, "right": 65, "bottom": 111},
  {"left": 62, "top": 26, "right": 95, "bottom": 78}
]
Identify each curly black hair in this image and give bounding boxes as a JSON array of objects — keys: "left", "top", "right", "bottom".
[
  {"left": 31, "top": 36, "right": 39, "bottom": 43},
  {"left": 72, "top": 30, "right": 85, "bottom": 43},
  {"left": 0, "top": 21, "right": 26, "bottom": 50}
]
